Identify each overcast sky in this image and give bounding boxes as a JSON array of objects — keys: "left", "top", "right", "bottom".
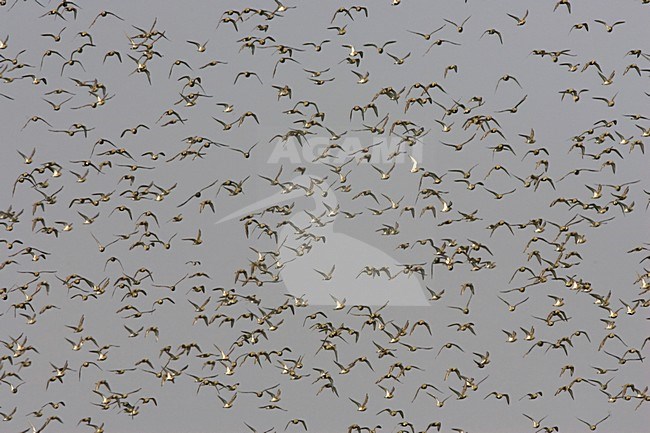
[{"left": 0, "top": 1, "right": 649, "bottom": 432}]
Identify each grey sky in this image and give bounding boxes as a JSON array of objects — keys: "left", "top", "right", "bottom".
[{"left": 0, "top": 1, "right": 649, "bottom": 433}]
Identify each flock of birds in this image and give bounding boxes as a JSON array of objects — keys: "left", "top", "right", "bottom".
[{"left": 0, "top": 0, "right": 649, "bottom": 432}]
